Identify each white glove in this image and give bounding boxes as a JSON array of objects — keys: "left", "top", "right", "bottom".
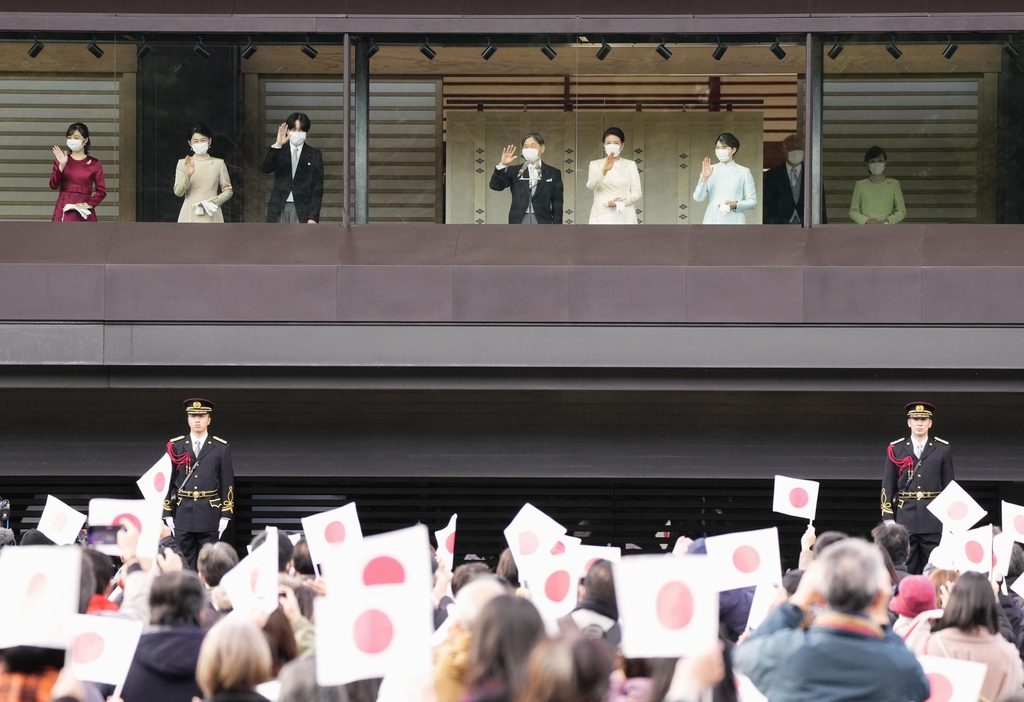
[
  {"left": 615, "top": 201, "right": 626, "bottom": 214},
  {"left": 200, "top": 201, "right": 219, "bottom": 216},
  {"left": 716, "top": 201, "right": 732, "bottom": 216},
  {"left": 164, "top": 517, "right": 175, "bottom": 534},
  {"left": 218, "top": 518, "right": 229, "bottom": 538}
]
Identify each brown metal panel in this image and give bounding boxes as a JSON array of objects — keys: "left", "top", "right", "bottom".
[
  {"left": 104, "top": 264, "right": 224, "bottom": 321},
  {"left": 569, "top": 266, "right": 686, "bottom": 323},
  {"left": 348, "top": 0, "right": 462, "bottom": 14},
  {"left": 455, "top": 226, "right": 574, "bottom": 266},
  {"left": 337, "top": 265, "right": 453, "bottom": 322},
  {"left": 922, "top": 268, "right": 1024, "bottom": 324},
  {"left": 462, "top": 0, "right": 579, "bottom": 14},
  {"left": 453, "top": 266, "right": 570, "bottom": 322},
  {"left": 804, "top": 227, "right": 924, "bottom": 267},
  {"left": 2, "top": 0, "right": 118, "bottom": 10},
  {"left": 219, "top": 266, "right": 337, "bottom": 321},
  {"left": 339, "top": 225, "right": 458, "bottom": 265},
  {"left": 233, "top": 0, "right": 349, "bottom": 12},
  {"left": 581, "top": 0, "right": 692, "bottom": 13},
  {"left": 686, "top": 266, "right": 803, "bottom": 322},
  {"left": 812, "top": 0, "right": 927, "bottom": 12},
  {"left": 571, "top": 226, "right": 689, "bottom": 266},
  {"left": 0, "top": 223, "right": 113, "bottom": 264},
  {"left": 923, "top": 227, "right": 1024, "bottom": 267},
  {"left": 117, "top": 0, "right": 235, "bottom": 13},
  {"left": 928, "top": 0, "right": 1017, "bottom": 11},
  {"left": 803, "top": 267, "right": 921, "bottom": 323},
  {"left": 695, "top": 0, "right": 810, "bottom": 14},
  {"left": 0, "top": 264, "right": 104, "bottom": 320},
  {"left": 688, "top": 227, "right": 805, "bottom": 266}
]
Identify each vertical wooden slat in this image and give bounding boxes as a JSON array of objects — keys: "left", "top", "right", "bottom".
[{"left": 118, "top": 72, "right": 137, "bottom": 222}]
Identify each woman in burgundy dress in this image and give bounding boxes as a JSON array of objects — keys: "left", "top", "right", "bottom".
[{"left": 49, "top": 122, "right": 107, "bottom": 222}]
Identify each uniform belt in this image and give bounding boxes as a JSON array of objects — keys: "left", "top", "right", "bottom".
[
  {"left": 178, "top": 489, "right": 219, "bottom": 499},
  {"left": 897, "top": 490, "right": 941, "bottom": 500}
]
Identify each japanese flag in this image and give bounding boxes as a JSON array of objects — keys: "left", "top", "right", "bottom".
[
  {"left": 70, "top": 615, "right": 143, "bottom": 687},
  {"left": 137, "top": 454, "right": 172, "bottom": 505},
  {"left": 551, "top": 535, "right": 582, "bottom": 556},
  {"left": 704, "top": 528, "right": 782, "bottom": 591},
  {"left": 38, "top": 495, "right": 86, "bottom": 546},
  {"left": 614, "top": 554, "right": 719, "bottom": 658},
  {"left": 0, "top": 545, "right": 81, "bottom": 649},
  {"left": 301, "top": 502, "right": 363, "bottom": 568},
  {"left": 916, "top": 655, "right": 987, "bottom": 702},
  {"left": 994, "top": 531, "right": 1014, "bottom": 579},
  {"left": 88, "top": 498, "right": 163, "bottom": 558},
  {"left": 772, "top": 475, "right": 819, "bottom": 521},
  {"left": 745, "top": 582, "right": 779, "bottom": 632},
  {"left": 1002, "top": 501, "right": 1024, "bottom": 544},
  {"left": 950, "top": 524, "right": 992, "bottom": 574},
  {"left": 435, "top": 514, "right": 457, "bottom": 572},
  {"left": 519, "top": 548, "right": 581, "bottom": 633},
  {"left": 316, "top": 525, "right": 433, "bottom": 686},
  {"left": 927, "top": 481, "right": 987, "bottom": 534},
  {"left": 220, "top": 526, "right": 280, "bottom": 615},
  {"left": 504, "top": 503, "right": 566, "bottom": 571},
  {"left": 574, "top": 545, "right": 621, "bottom": 581}
]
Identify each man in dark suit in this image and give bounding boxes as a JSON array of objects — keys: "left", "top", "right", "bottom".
[
  {"left": 762, "top": 134, "right": 826, "bottom": 225},
  {"left": 263, "top": 111, "right": 325, "bottom": 224},
  {"left": 880, "top": 401, "right": 954, "bottom": 574},
  {"left": 163, "top": 398, "right": 235, "bottom": 570},
  {"left": 489, "top": 133, "right": 564, "bottom": 224}
]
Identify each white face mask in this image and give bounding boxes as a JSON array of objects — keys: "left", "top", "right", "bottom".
[
  {"left": 289, "top": 131, "right": 307, "bottom": 147},
  {"left": 868, "top": 162, "right": 886, "bottom": 175},
  {"left": 605, "top": 143, "right": 621, "bottom": 158},
  {"left": 191, "top": 142, "right": 210, "bottom": 156},
  {"left": 715, "top": 148, "right": 733, "bottom": 163},
  {"left": 521, "top": 147, "right": 540, "bottom": 163},
  {"left": 787, "top": 150, "right": 804, "bottom": 165},
  {"left": 66, "top": 139, "right": 84, "bottom": 152}
]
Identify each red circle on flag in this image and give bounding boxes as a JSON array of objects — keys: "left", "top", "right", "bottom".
[
  {"left": 445, "top": 532, "right": 456, "bottom": 554},
  {"left": 154, "top": 472, "right": 166, "bottom": 493},
  {"left": 789, "top": 488, "right": 809, "bottom": 509},
  {"left": 518, "top": 531, "right": 540, "bottom": 556},
  {"left": 946, "top": 501, "right": 969, "bottom": 521},
  {"left": 551, "top": 540, "right": 566, "bottom": 555},
  {"left": 965, "top": 540, "right": 985, "bottom": 565},
  {"left": 73, "top": 632, "right": 106, "bottom": 665},
  {"left": 584, "top": 557, "right": 601, "bottom": 573},
  {"left": 732, "top": 545, "right": 761, "bottom": 574},
  {"left": 26, "top": 572, "right": 48, "bottom": 604},
  {"left": 250, "top": 567, "right": 261, "bottom": 593},
  {"left": 324, "top": 521, "right": 346, "bottom": 545},
  {"left": 363, "top": 556, "right": 406, "bottom": 586},
  {"left": 113, "top": 513, "right": 143, "bottom": 533},
  {"left": 656, "top": 581, "right": 694, "bottom": 630},
  {"left": 52, "top": 512, "right": 68, "bottom": 533},
  {"left": 544, "top": 570, "right": 571, "bottom": 602},
  {"left": 1015, "top": 515, "right": 1024, "bottom": 535},
  {"left": 353, "top": 609, "right": 393, "bottom": 654},
  {"left": 925, "top": 673, "right": 954, "bottom": 702}
]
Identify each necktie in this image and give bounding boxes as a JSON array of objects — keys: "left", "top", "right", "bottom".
[
  {"left": 790, "top": 168, "right": 799, "bottom": 188},
  {"left": 292, "top": 147, "right": 299, "bottom": 179},
  {"left": 914, "top": 443, "right": 922, "bottom": 459}
]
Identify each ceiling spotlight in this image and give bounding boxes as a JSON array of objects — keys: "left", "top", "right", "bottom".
[
  {"left": 1005, "top": 37, "right": 1020, "bottom": 60},
  {"left": 193, "top": 36, "right": 211, "bottom": 59},
  {"left": 770, "top": 36, "right": 786, "bottom": 60},
  {"left": 712, "top": 37, "right": 727, "bottom": 61},
  {"left": 301, "top": 36, "right": 318, "bottom": 59},
  {"left": 365, "top": 37, "right": 379, "bottom": 60},
  {"left": 420, "top": 37, "right": 436, "bottom": 60},
  {"left": 241, "top": 37, "right": 258, "bottom": 60},
  {"left": 87, "top": 37, "right": 104, "bottom": 59},
  {"left": 136, "top": 36, "right": 151, "bottom": 59},
  {"left": 827, "top": 37, "right": 844, "bottom": 60},
  {"left": 541, "top": 38, "right": 557, "bottom": 60},
  {"left": 596, "top": 38, "right": 612, "bottom": 61},
  {"left": 656, "top": 37, "right": 672, "bottom": 60},
  {"left": 943, "top": 36, "right": 958, "bottom": 60},
  {"left": 27, "top": 39, "right": 44, "bottom": 58},
  {"left": 481, "top": 37, "right": 496, "bottom": 60},
  {"left": 886, "top": 35, "right": 902, "bottom": 60}
]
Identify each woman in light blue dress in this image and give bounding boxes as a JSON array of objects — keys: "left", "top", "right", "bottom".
[{"left": 693, "top": 132, "right": 757, "bottom": 224}]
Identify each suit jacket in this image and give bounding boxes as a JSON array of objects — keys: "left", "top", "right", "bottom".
[
  {"left": 262, "top": 143, "right": 325, "bottom": 223},
  {"left": 163, "top": 435, "right": 234, "bottom": 533},
  {"left": 489, "top": 162, "right": 564, "bottom": 224},
  {"left": 881, "top": 436, "right": 954, "bottom": 535},
  {"left": 762, "top": 163, "right": 828, "bottom": 225}
]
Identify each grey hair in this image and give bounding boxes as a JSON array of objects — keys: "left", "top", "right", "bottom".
[
  {"left": 815, "top": 538, "right": 884, "bottom": 614},
  {"left": 455, "top": 575, "right": 512, "bottom": 630}
]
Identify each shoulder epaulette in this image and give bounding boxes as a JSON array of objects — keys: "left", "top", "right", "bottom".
[
  {"left": 935, "top": 437, "right": 949, "bottom": 445},
  {"left": 213, "top": 436, "right": 228, "bottom": 444},
  {"left": 169, "top": 435, "right": 185, "bottom": 442},
  {"left": 890, "top": 438, "right": 905, "bottom": 445}
]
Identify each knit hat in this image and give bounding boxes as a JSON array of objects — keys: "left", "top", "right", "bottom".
[{"left": 889, "top": 575, "right": 936, "bottom": 617}]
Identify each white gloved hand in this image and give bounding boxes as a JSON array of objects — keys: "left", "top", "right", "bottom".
[
  {"left": 200, "top": 201, "right": 219, "bottom": 216},
  {"left": 164, "top": 517, "right": 175, "bottom": 534},
  {"left": 218, "top": 518, "right": 229, "bottom": 538}
]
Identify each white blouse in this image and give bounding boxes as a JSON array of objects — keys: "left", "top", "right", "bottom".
[
  {"left": 586, "top": 158, "right": 642, "bottom": 225},
  {"left": 693, "top": 160, "right": 757, "bottom": 224}
]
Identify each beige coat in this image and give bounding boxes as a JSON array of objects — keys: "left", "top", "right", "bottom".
[
  {"left": 174, "top": 155, "right": 233, "bottom": 223},
  {"left": 916, "top": 627, "right": 1024, "bottom": 702}
]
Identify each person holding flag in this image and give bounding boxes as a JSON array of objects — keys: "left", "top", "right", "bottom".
[
  {"left": 881, "top": 402, "right": 954, "bottom": 575},
  {"left": 163, "top": 398, "right": 235, "bottom": 570}
]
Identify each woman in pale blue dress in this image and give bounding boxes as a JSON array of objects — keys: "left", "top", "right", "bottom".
[{"left": 693, "top": 132, "right": 757, "bottom": 224}]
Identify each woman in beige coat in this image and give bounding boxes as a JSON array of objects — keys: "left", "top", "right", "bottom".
[{"left": 174, "top": 123, "right": 233, "bottom": 223}]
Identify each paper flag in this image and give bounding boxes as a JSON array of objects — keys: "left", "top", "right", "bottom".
[
  {"left": 994, "top": 531, "right": 1014, "bottom": 579},
  {"left": 916, "top": 655, "right": 987, "bottom": 702},
  {"left": 519, "top": 548, "right": 581, "bottom": 633},
  {"left": 88, "top": 498, "right": 163, "bottom": 558},
  {"left": 950, "top": 524, "right": 992, "bottom": 574},
  {"left": 551, "top": 535, "right": 582, "bottom": 556},
  {"left": 301, "top": 502, "right": 363, "bottom": 567},
  {"left": 927, "top": 481, "right": 987, "bottom": 534},
  {"left": 772, "top": 475, "right": 819, "bottom": 521},
  {"left": 704, "top": 527, "right": 782, "bottom": 591},
  {"left": 136, "top": 454, "right": 172, "bottom": 505},
  {"left": 220, "top": 526, "right": 280, "bottom": 614},
  {"left": 435, "top": 514, "right": 457, "bottom": 572},
  {"left": 574, "top": 545, "right": 622, "bottom": 581},
  {"left": 1002, "top": 501, "right": 1024, "bottom": 544},
  {"left": 746, "top": 582, "right": 779, "bottom": 631},
  {"left": 316, "top": 525, "right": 433, "bottom": 686},
  {"left": 288, "top": 532, "right": 302, "bottom": 546},
  {"left": 1011, "top": 571, "right": 1024, "bottom": 600},
  {"left": 615, "top": 554, "right": 719, "bottom": 658},
  {"left": 70, "top": 615, "right": 143, "bottom": 686},
  {"left": 504, "top": 503, "right": 566, "bottom": 571},
  {"left": 38, "top": 495, "right": 86, "bottom": 546},
  {"left": 0, "top": 546, "right": 81, "bottom": 649}
]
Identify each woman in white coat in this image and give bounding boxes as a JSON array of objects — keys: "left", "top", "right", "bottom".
[
  {"left": 693, "top": 132, "right": 757, "bottom": 224},
  {"left": 587, "top": 127, "right": 642, "bottom": 224}
]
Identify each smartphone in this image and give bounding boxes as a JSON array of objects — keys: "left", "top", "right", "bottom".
[{"left": 87, "top": 525, "right": 121, "bottom": 547}]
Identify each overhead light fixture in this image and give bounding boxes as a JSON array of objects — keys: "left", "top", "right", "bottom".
[
  {"left": 193, "top": 36, "right": 211, "bottom": 59},
  {"left": 364, "top": 37, "right": 379, "bottom": 59},
  {"left": 712, "top": 37, "right": 727, "bottom": 61},
  {"left": 827, "top": 37, "right": 844, "bottom": 60},
  {"left": 656, "top": 37, "right": 672, "bottom": 60},
  {"left": 136, "top": 36, "right": 151, "bottom": 59},
  {"left": 886, "top": 35, "right": 902, "bottom": 60},
  {"left": 419, "top": 37, "right": 436, "bottom": 60},
  {"left": 541, "top": 38, "right": 557, "bottom": 60},
  {"left": 770, "top": 36, "right": 786, "bottom": 60},
  {"left": 301, "top": 36, "right": 318, "bottom": 59},
  {"left": 27, "top": 38, "right": 44, "bottom": 58},
  {"left": 596, "top": 38, "right": 612, "bottom": 61},
  {"left": 241, "top": 36, "right": 258, "bottom": 60},
  {"left": 943, "top": 36, "right": 958, "bottom": 60},
  {"left": 1005, "top": 37, "right": 1020, "bottom": 60},
  {"left": 87, "top": 36, "right": 104, "bottom": 59},
  {"left": 481, "top": 37, "right": 496, "bottom": 60}
]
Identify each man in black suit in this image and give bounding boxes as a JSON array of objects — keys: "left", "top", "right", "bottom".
[
  {"left": 489, "top": 133, "right": 564, "bottom": 224},
  {"left": 763, "top": 134, "right": 826, "bottom": 225},
  {"left": 263, "top": 112, "right": 325, "bottom": 224},
  {"left": 880, "top": 401, "right": 954, "bottom": 574}
]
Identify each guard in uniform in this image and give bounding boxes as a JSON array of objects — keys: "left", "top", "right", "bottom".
[
  {"left": 880, "top": 401, "right": 954, "bottom": 574},
  {"left": 163, "top": 398, "right": 234, "bottom": 570}
]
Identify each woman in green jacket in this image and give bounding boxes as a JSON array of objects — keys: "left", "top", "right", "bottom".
[{"left": 850, "top": 146, "right": 906, "bottom": 225}]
